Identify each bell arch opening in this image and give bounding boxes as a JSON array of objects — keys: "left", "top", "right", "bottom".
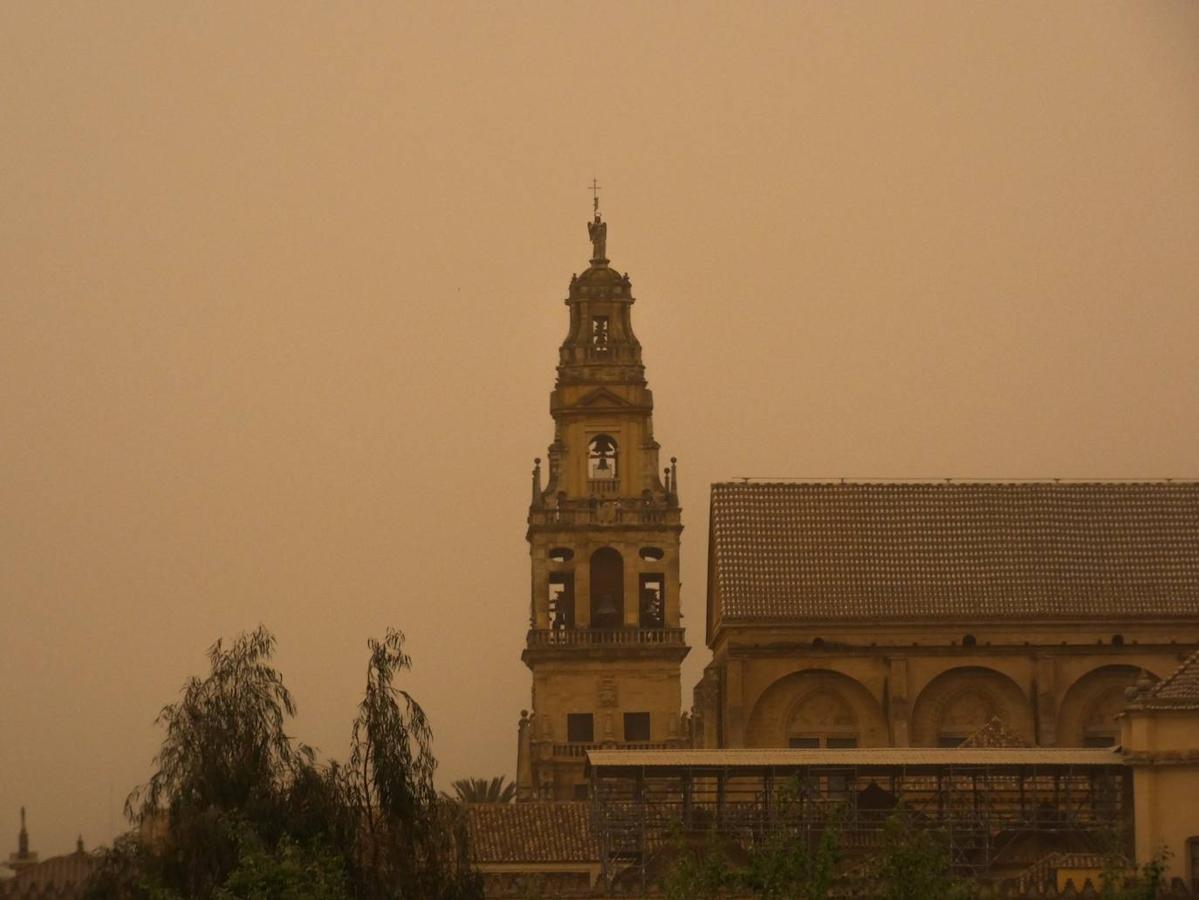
[
  {"left": 588, "top": 434, "right": 618, "bottom": 480},
  {"left": 589, "top": 547, "right": 624, "bottom": 629}
]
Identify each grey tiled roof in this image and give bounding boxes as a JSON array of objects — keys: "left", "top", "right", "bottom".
[
  {"left": 709, "top": 481, "right": 1199, "bottom": 622},
  {"left": 466, "top": 802, "right": 599, "bottom": 864},
  {"left": 1142, "top": 650, "right": 1199, "bottom": 710}
]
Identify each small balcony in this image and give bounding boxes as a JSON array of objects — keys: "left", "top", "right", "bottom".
[
  {"left": 526, "top": 627, "right": 686, "bottom": 649},
  {"left": 528, "top": 500, "right": 680, "bottom": 529},
  {"left": 549, "top": 741, "right": 676, "bottom": 759}
]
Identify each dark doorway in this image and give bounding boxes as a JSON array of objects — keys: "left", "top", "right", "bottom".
[{"left": 590, "top": 547, "right": 624, "bottom": 629}]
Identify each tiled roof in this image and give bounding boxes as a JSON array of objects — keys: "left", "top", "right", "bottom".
[
  {"left": 1141, "top": 649, "right": 1199, "bottom": 710},
  {"left": 1018, "top": 851, "right": 1119, "bottom": 891},
  {"left": 709, "top": 481, "right": 1199, "bottom": 622},
  {"left": 1, "top": 852, "right": 95, "bottom": 896},
  {"left": 466, "top": 802, "right": 599, "bottom": 864},
  {"left": 960, "top": 716, "right": 1028, "bottom": 748}
]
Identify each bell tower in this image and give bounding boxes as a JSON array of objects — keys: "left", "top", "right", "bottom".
[{"left": 516, "top": 201, "right": 690, "bottom": 801}]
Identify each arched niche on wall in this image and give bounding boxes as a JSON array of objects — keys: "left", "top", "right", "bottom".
[
  {"left": 910, "top": 667, "right": 1035, "bottom": 747},
  {"left": 744, "top": 669, "right": 888, "bottom": 748},
  {"left": 1056, "top": 665, "right": 1152, "bottom": 747}
]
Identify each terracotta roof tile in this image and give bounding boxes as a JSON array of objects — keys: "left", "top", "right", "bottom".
[
  {"left": 466, "top": 802, "right": 599, "bottom": 864},
  {"left": 1018, "top": 851, "right": 1119, "bottom": 892},
  {"left": 1, "top": 851, "right": 95, "bottom": 897},
  {"left": 960, "top": 716, "right": 1028, "bottom": 748},
  {"left": 1141, "top": 649, "right": 1199, "bottom": 710},
  {"left": 709, "top": 481, "right": 1199, "bottom": 622}
]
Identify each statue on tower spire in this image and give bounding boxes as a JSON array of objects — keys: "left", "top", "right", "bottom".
[{"left": 587, "top": 177, "right": 607, "bottom": 265}]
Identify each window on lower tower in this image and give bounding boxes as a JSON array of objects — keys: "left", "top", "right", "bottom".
[
  {"left": 639, "top": 574, "right": 665, "bottom": 628},
  {"left": 588, "top": 434, "right": 618, "bottom": 480},
  {"left": 624, "top": 712, "right": 651, "bottom": 742},
  {"left": 548, "top": 573, "right": 574, "bottom": 629},
  {"left": 567, "top": 713, "right": 594, "bottom": 743}
]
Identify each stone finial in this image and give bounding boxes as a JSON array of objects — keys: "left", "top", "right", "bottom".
[
  {"left": 531, "top": 458, "right": 542, "bottom": 507},
  {"left": 18, "top": 807, "right": 28, "bottom": 857},
  {"left": 669, "top": 457, "right": 679, "bottom": 499},
  {"left": 76, "top": 835, "right": 84, "bottom": 854}
]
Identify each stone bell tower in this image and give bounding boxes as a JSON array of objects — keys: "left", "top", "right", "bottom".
[{"left": 516, "top": 201, "right": 690, "bottom": 801}]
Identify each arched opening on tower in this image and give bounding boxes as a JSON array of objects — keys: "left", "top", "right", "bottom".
[
  {"left": 588, "top": 435, "right": 618, "bottom": 480},
  {"left": 589, "top": 547, "right": 624, "bottom": 629}
]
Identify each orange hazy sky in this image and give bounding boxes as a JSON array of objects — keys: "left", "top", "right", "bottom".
[{"left": 2, "top": 2, "right": 1198, "bottom": 857}]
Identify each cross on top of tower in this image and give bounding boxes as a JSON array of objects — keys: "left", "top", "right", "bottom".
[
  {"left": 588, "top": 177, "right": 601, "bottom": 215},
  {"left": 586, "top": 178, "right": 608, "bottom": 264}
]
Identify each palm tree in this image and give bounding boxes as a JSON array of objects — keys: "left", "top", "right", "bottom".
[{"left": 451, "top": 775, "right": 516, "bottom": 804}]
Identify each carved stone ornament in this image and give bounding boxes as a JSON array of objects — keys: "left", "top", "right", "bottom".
[{"left": 598, "top": 676, "right": 619, "bottom": 708}]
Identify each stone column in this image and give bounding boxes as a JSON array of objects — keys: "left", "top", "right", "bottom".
[
  {"left": 724, "top": 658, "right": 745, "bottom": 747},
  {"left": 888, "top": 657, "right": 911, "bottom": 746},
  {"left": 1034, "top": 655, "right": 1057, "bottom": 746}
]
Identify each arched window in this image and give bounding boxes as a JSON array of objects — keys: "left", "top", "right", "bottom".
[
  {"left": 1080, "top": 688, "right": 1126, "bottom": 747},
  {"left": 937, "top": 689, "right": 996, "bottom": 747},
  {"left": 787, "top": 690, "right": 859, "bottom": 748},
  {"left": 589, "top": 547, "right": 623, "bottom": 629},
  {"left": 588, "top": 435, "right": 618, "bottom": 480}
]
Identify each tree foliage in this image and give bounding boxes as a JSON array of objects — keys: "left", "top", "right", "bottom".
[
  {"left": 869, "top": 808, "right": 975, "bottom": 900},
  {"left": 450, "top": 776, "right": 516, "bottom": 804},
  {"left": 85, "top": 626, "right": 480, "bottom": 900},
  {"left": 336, "top": 630, "right": 478, "bottom": 898},
  {"left": 658, "top": 800, "right": 841, "bottom": 900}
]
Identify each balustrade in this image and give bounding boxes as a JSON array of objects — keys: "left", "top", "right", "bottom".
[
  {"left": 550, "top": 741, "right": 673, "bottom": 758},
  {"left": 530, "top": 502, "right": 678, "bottom": 527},
  {"left": 527, "top": 627, "right": 685, "bottom": 648}
]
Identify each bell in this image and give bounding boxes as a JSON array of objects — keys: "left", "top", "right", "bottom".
[
  {"left": 596, "top": 455, "right": 610, "bottom": 471},
  {"left": 595, "top": 593, "right": 619, "bottom": 623}
]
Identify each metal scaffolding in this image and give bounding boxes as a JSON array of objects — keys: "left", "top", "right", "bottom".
[{"left": 586, "top": 748, "right": 1132, "bottom": 893}]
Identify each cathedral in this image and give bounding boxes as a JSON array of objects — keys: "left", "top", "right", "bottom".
[{"left": 494, "top": 204, "right": 1199, "bottom": 893}]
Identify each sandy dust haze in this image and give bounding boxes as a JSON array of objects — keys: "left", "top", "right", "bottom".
[{"left": 2, "top": 2, "right": 1198, "bottom": 855}]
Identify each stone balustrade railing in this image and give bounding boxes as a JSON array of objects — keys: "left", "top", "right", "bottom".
[{"left": 526, "top": 627, "right": 685, "bottom": 648}]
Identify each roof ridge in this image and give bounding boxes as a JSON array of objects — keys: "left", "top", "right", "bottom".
[
  {"left": 715, "top": 479, "right": 1199, "bottom": 486},
  {"left": 1148, "top": 649, "right": 1199, "bottom": 698}
]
